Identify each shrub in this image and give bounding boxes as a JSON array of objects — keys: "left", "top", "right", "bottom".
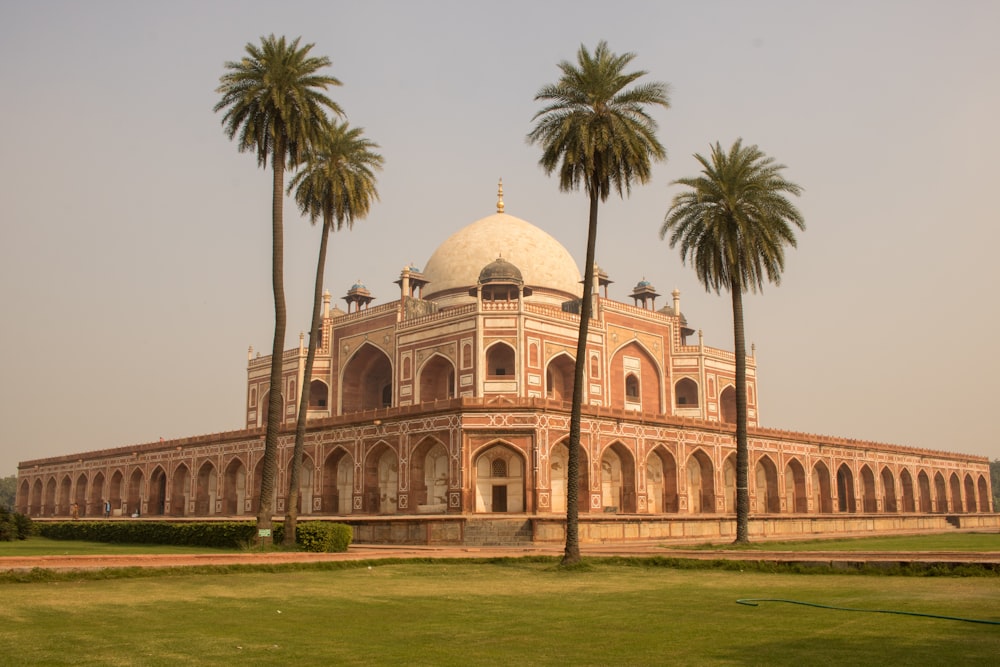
[
  {"left": 0, "top": 507, "right": 32, "bottom": 541},
  {"left": 295, "top": 522, "right": 352, "bottom": 552}
]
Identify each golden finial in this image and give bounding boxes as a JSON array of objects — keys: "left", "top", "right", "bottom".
[{"left": 496, "top": 178, "right": 505, "bottom": 214}]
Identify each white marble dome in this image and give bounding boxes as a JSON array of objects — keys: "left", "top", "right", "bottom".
[{"left": 421, "top": 212, "right": 583, "bottom": 307}]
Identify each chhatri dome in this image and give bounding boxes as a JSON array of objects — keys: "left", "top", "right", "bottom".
[{"left": 421, "top": 180, "right": 583, "bottom": 308}]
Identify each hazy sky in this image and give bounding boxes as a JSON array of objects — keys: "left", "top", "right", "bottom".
[{"left": 2, "top": 1, "right": 998, "bottom": 476}]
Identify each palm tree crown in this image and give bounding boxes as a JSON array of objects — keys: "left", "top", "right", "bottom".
[
  {"left": 290, "top": 122, "right": 384, "bottom": 230},
  {"left": 215, "top": 34, "right": 344, "bottom": 168},
  {"left": 661, "top": 139, "right": 804, "bottom": 294},
  {"left": 528, "top": 40, "right": 670, "bottom": 199}
]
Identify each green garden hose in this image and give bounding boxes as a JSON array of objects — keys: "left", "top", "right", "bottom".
[{"left": 736, "top": 598, "right": 1000, "bottom": 626}]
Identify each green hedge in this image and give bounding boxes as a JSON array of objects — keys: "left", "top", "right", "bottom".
[{"left": 37, "top": 520, "right": 352, "bottom": 552}]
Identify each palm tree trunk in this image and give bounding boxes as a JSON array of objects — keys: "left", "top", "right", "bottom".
[
  {"left": 257, "top": 137, "right": 288, "bottom": 539},
  {"left": 563, "top": 189, "right": 600, "bottom": 566},
  {"left": 731, "top": 277, "right": 750, "bottom": 543},
  {"left": 284, "top": 214, "right": 332, "bottom": 546}
]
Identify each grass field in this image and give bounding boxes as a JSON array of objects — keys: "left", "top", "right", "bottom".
[
  {"left": 0, "top": 558, "right": 998, "bottom": 666},
  {"left": 677, "top": 532, "right": 1000, "bottom": 552}
]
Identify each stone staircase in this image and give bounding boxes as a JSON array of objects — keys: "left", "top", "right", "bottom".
[{"left": 463, "top": 518, "right": 533, "bottom": 546}]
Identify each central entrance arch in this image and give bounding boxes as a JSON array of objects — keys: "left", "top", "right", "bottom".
[{"left": 474, "top": 443, "right": 525, "bottom": 513}]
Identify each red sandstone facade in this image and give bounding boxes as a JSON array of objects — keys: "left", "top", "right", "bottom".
[{"left": 16, "top": 201, "right": 994, "bottom": 535}]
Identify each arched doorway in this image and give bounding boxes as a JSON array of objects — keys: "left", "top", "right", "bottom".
[
  {"left": 223, "top": 458, "right": 247, "bottom": 515},
  {"left": 58, "top": 475, "right": 72, "bottom": 516},
  {"left": 646, "top": 446, "right": 678, "bottom": 513},
  {"left": 963, "top": 474, "right": 976, "bottom": 513},
  {"left": 719, "top": 386, "right": 737, "bottom": 423},
  {"left": 978, "top": 475, "right": 991, "bottom": 513},
  {"left": 74, "top": 473, "right": 88, "bottom": 517},
  {"left": 411, "top": 438, "right": 448, "bottom": 512},
  {"left": 475, "top": 444, "right": 525, "bottom": 513},
  {"left": 341, "top": 343, "right": 393, "bottom": 413},
  {"left": 686, "top": 450, "right": 716, "bottom": 514},
  {"left": 784, "top": 459, "right": 807, "bottom": 513},
  {"left": 812, "top": 461, "right": 833, "bottom": 513},
  {"left": 363, "top": 444, "right": 398, "bottom": 514},
  {"left": 29, "top": 479, "right": 43, "bottom": 517},
  {"left": 899, "top": 469, "right": 915, "bottom": 512},
  {"left": 44, "top": 478, "right": 57, "bottom": 516},
  {"left": 195, "top": 461, "right": 217, "bottom": 515},
  {"left": 933, "top": 472, "right": 948, "bottom": 513},
  {"left": 859, "top": 465, "right": 877, "bottom": 513},
  {"left": 545, "top": 354, "right": 575, "bottom": 401},
  {"left": 754, "top": 456, "right": 780, "bottom": 513},
  {"left": 109, "top": 470, "right": 124, "bottom": 516},
  {"left": 171, "top": 464, "right": 190, "bottom": 517},
  {"left": 600, "top": 443, "right": 636, "bottom": 513},
  {"left": 549, "top": 441, "right": 589, "bottom": 514},
  {"left": 722, "top": 455, "right": 737, "bottom": 512},
  {"left": 880, "top": 467, "right": 897, "bottom": 513},
  {"left": 322, "top": 448, "right": 354, "bottom": 514},
  {"left": 417, "top": 355, "right": 455, "bottom": 403},
  {"left": 917, "top": 470, "right": 932, "bottom": 512},
  {"left": 126, "top": 469, "right": 145, "bottom": 516},
  {"left": 17, "top": 479, "right": 30, "bottom": 515},
  {"left": 836, "top": 464, "right": 856, "bottom": 513},
  {"left": 89, "top": 472, "right": 105, "bottom": 517},
  {"left": 149, "top": 467, "right": 167, "bottom": 516},
  {"left": 949, "top": 473, "right": 962, "bottom": 513}
]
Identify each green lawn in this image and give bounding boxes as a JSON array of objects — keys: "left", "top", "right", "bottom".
[
  {"left": 677, "top": 532, "right": 1000, "bottom": 553},
  {"left": 0, "top": 537, "right": 235, "bottom": 557},
  {"left": 0, "top": 560, "right": 997, "bottom": 666}
]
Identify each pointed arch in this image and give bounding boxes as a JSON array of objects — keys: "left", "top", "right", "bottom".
[
  {"left": 754, "top": 455, "right": 780, "bottom": 513},
  {"left": 223, "top": 457, "right": 247, "bottom": 515},
  {"left": 148, "top": 465, "right": 167, "bottom": 516},
  {"left": 341, "top": 342, "right": 393, "bottom": 413},
  {"left": 880, "top": 466, "right": 897, "bottom": 513},
  {"left": 364, "top": 442, "right": 398, "bottom": 514},
  {"left": 550, "top": 439, "right": 589, "bottom": 514},
  {"left": 195, "top": 460, "right": 217, "bottom": 515},
  {"left": 933, "top": 472, "right": 948, "bottom": 513},
  {"left": 784, "top": 458, "right": 807, "bottom": 513},
  {"left": 485, "top": 341, "right": 516, "bottom": 378},
  {"left": 686, "top": 449, "right": 716, "bottom": 514},
  {"left": 719, "top": 385, "right": 737, "bottom": 423},
  {"left": 859, "top": 465, "right": 877, "bottom": 512},
  {"left": 126, "top": 467, "right": 145, "bottom": 516},
  {"left": 646, "top": 445, "right": 678, "bottom": 513},
  {"left": 31, "top": 478, "right": 43, "bottom": 517},
  {"left": 417, "top": 353, "right": 456, "bottom": 403},
  {"left": 108, "top": 470, "right": 124, "bottom": 516},
  {"left": 545, "top": 352, "right": 575, "bottom": 402},
  {"left": 44, "top": 477, "right": 57, "bottom": 517},
  {"left": 609, "top": 340, "right": 663, "bottom": 413},
  {"left": 322, "top": 446, "right": 355, "bottom": 514},
  {"left": 917, "top": 469, "right": 932, "bottom": 512},
  {"left": 836, "top": 464, "right": 857, "bottom": 513},
  {"left": 57, "top": 475, "right": 72, "bottom": 516},
  {"left": 600, "top": 442, "right": 636, "bottom": 513},
  {"left": 963, "top": 474, "right": 976, "bottom": 513},
  {"left": 73, "top": 473, "right": 89, "bottom": 517},
  {"left": 308, "top": 379, "right": 329, "bottom": 409},
  {"left": 812, "top": 461, "right": 833, "bottom": 513},
  {"left": 978, "top": 475, "right": 990, "bottom": 513},
  {"left": 949, "top": 472, "right": 963, "bottom": 513},
  {"left": 722, "top": 453, "right": 737, "bottom": 512},
  {"left": 474, "top": 441, "right": 526, "bottom": 513},
  {"left": 899, "top": 468, "right": 915, "bottom": 513},
  {"left": 171, "top": 463, "right": 191, "bottom": 517},
  {"left": 285, "top": 453, "right": 316, "bottom": 515},
  {"left": 674, "top": 377, "right": 699, "bottom": 408},
  {"left": 89, "top": 471, "right": 106, "bottom": 517},
  {"left": 411, "top": 436, "right": 449, "bottom": 512},
  {"left": 17, "top": 478, "right": 30, "bottom": 515}
]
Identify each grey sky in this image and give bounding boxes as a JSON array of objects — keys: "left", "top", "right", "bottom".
[{"left": 1, "top": 1, "right": 997, "bottom": 476}]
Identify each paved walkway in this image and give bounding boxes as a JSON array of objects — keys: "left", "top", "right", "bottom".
[{"left": 2, "top": 542, "right": 998, "bottom": 573}]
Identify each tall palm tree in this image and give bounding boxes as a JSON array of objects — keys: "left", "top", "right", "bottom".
[
  {"left": 215, "top": 35, "right": 343, "bottom": 535},
  {"left": 528, "top": 41, "right": 669, "bottom": 565},
  {"left": 283, "top": 122, "right": 383, "bottom": 545},
  {"left": 660, "top": 139, "right": 804, "bottom": 543}
]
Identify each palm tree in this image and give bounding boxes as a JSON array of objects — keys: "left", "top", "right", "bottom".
[
  {"left": 283, "top": 122, "right": 383, "bottom": 545},
  {"left": 215, "top": 35, "right": 343, "bottom": 535},
  {"left": 528, "top": 41, "right": 669, "bottom": 565},
  {"left": 660, "top": 139, "right": 804, "bottom": 543}
]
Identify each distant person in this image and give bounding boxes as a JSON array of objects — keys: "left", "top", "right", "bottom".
[
  {"left": 70, "top": 502, "right": 79, "bottom": 520},
  {"left": 104, "top": 500, "right": 111, "bottom": 518}
]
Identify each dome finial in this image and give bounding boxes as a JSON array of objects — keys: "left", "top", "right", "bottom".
[{"left": 496, "top": 178, "right": 504, "bottom": 214}]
